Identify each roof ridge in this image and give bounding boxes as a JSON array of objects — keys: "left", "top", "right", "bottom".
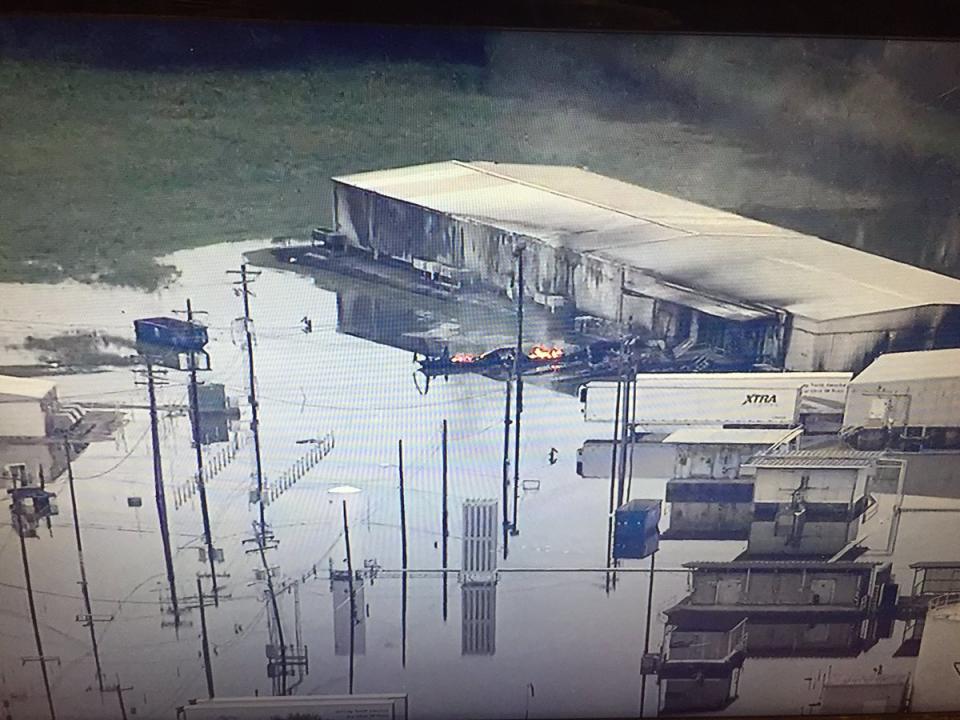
[{"left": 457, "top": 160, "right": 693, "bottom": 236}]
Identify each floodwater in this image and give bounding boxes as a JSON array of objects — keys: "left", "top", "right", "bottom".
[{"left": 2, "top": 241, "right": 960, "bottom": 719}]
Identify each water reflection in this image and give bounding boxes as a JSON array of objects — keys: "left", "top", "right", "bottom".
[{"left": 3, "top": 247, "right": 960, "bottom": 719}]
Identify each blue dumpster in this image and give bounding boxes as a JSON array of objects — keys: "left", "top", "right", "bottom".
[{"left": 134, "top": 317, "right": 208, "bottom": 352}]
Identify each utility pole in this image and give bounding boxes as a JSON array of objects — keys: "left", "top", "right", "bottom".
[
  {"left": 626, "top": 371, "right": 639, "bottom": 503},
  {"left": 243, "top": 524, "right": 287, "bottom": 695},
  {"left": 16, "top": 523, "right": 58, "bottom": 720},
  {"left": 511, "top": 242, "right": 525, "bottom": 537},
  {"left": 401, "top": 566, "right": 408, "bottom": 669},
  {"left": 107, "top": 676, "right": 133, "bottom": 720},
  {"left": 342, "top": 500, "right": 356, "bottom": 694},
  {"left": 639, "top": 551, "right": 657, "bottom": 718},
  {"left": 607, "top": 378, "right": 622, "bottom": 514},
  {"left": 441, "top": 419, "right": 449, "bottom": 622},
  {"left": 501, "top": 379, "right": 512, "bottom": 560},
  {"left": 605, "top": 373, "right": 622, "bottom": 594},
  {"left": 196, "top": 577, "right": 215, "bottom": 699},
  {"left": 228, "top": 264, "right": 266, "bottom": 536},
  {"left": 398, "top": 440, "right": 408, "bottom": 666},
  {"left": 137, "top": 364, "right": 180, "bottom": 626},
  {"left": 398, "top": 440, "right": 408, "bottom": 570},
  {"left": 180, "top": 299, "right": 219, "bottom": 603},
  {"left": 616, "top": 351, "right": 632, "bottom": 509},
  {"left": 292, "top": 581, "right": 304, "bottom": 690},
  {"left": 63, "top": 438, "right": 110, "bottom": 693}
]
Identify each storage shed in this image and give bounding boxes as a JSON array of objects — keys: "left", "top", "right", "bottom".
[
  {"left": 332, "top": 161, "right": 960, "bottom": 372},
  {"left": 0, "top": 374, "right": 58, "bottom": 438}
]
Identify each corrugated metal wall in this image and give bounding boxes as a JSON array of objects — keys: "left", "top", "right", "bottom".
[{"left": 461, "top": 583, "right": 496, "bottom": 656}]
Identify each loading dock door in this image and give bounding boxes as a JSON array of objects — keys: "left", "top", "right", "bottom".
[
  {"left": 622, "top": 276, "right": 781, "bottom": 364},
  {"left": 623, "top": 276, "right": 775, "bottom": 324}
]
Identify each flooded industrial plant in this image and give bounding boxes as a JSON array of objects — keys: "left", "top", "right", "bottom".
[{"left": 3, "top": 18, "right": 960, "bottom": 720}]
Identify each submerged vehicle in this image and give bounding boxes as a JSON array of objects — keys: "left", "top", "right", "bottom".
[{"left": 416, "top": 344, "right": 567, "bottom": 380}]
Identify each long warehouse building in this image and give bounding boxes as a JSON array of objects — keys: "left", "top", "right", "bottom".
[{"left": 331, "top": 161, "right": 960, "bottom": 372}]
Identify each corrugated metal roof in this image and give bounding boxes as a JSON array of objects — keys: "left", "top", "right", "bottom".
[
  {"left": 662, "top": 427, "right": 802, "bottom": 446},
  {"left": 333, "top": 161, "right": 960, "bottom": 323},
  {"left": 852, "top": 348, "right": 960, "bottom": 385},
  {"left": 0, "top": 374, "right": 56, "bottom": 400},
  {"left": 749, "top": 448, "right": 884, "bottom": 468}
]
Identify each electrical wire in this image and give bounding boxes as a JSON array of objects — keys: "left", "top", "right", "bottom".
[{"left": 0, "top": 579, "right": 260, "bottom": 606}]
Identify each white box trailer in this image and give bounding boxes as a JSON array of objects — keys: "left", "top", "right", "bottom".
[
  {"left": 843, "top": 349, "right": 960, "bottom": 429},
  {"left": 178, "top": 694, "right": 407, "bottom": 720},
  {"left": 579, "top": 372, "right": 851, "bottom": 428},
  {"left": 576, "top": 436, "right": 675, "bottom": 479}
]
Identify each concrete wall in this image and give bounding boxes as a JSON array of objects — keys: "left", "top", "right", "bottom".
[
  {"left": 667, "top": 501, "right": 753, "bottom": 538},
  {"left": 910, "top": 606, "right": 960, "bottom": 712},
  {"left": 0, "top": 398, "right": 46, "bottom": 438},
  {"left": 894, "top": 451, "right": 960, "bottom": 498},
  {"left": 689, "top": 569, "right": 866, "bottom": 606},
  {"left": 820, "top": 678, "right": 908, "bottom": 714},
  {"left": 746, "top": 518, "right": 858, "bottom": 556}
]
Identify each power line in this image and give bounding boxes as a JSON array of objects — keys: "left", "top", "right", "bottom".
[
  {"left": 0, "top": 580, "right": 259, "bottom": 606},
  {"left": 71, "top": 427, "right": 150, "bottom": 480}
]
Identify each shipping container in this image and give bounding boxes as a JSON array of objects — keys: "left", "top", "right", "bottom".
[
  {"left": 579, "top": 373, "right": 851, "bottom": 428},
  {"left": 576, "top": 436, "right": 675, "bottom": 479},
  {"left": 843, "top": 349, "right": 960, "bottom": 430}
]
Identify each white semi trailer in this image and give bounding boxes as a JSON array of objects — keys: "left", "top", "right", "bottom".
[{"left": 579, "top": 372, "right": 851, "bottom": 428}]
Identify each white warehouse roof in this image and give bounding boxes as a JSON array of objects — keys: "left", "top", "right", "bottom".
[
  {"left": 333, "top": 161, "right": 960, "bottom": 324},
  {"left": 852, "top": 348, "right": 960, "bottom": 384},
  {"left": 0, "top": 374, "right": 56, "bottom": 400}
]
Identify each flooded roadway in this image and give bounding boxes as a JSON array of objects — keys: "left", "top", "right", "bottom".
[{"left": 1, "top": 241, "right": 959, "bottom": 719}]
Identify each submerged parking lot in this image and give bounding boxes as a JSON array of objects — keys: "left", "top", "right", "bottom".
[{"left": 1, "top": 242, "right": 959, "bottom": 718}]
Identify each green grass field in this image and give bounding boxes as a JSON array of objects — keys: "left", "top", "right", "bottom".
[
  {"left": 0, "top": 60, "right": 525, "bottom": 288},
  {"left": 1, "top": 43, "right": 957, "bottom": 289}
]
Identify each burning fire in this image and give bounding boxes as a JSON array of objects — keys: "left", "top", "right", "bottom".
[
  {"left": 527, "top": 344, "right": 564, "bottom": 361},
  {"left": 450, "top": 352, "right": 477, "bottom": 363}
]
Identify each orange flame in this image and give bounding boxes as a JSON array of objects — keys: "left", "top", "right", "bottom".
[
  {"left": 451, "top": 352, "right": 477, "bottom": 363},
  {"left": 528, "top": 344, "right": 564, "bottom": 361}
]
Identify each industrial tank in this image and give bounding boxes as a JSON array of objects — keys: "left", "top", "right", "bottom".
[{"left": 910, "top": 594, "right": 960, "bottom": 711}]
